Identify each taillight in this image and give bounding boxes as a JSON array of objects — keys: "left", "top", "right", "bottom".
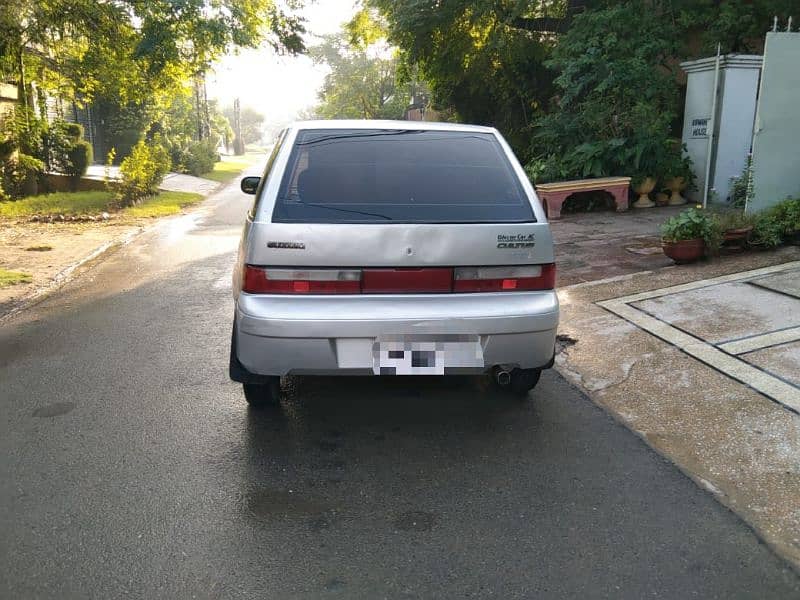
[
  {"left": 453, "top": 264, "right": 555, "bottom": 292},
  {"left": 243, "top": 266, "right": 361, "bottom": 294},
  {"left": 242, "top": 264, "right": 555, "bottom": 294}
]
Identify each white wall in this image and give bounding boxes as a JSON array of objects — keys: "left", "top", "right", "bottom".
[{"left": 750, "top": 32, "right": 800, "bottom": 212}]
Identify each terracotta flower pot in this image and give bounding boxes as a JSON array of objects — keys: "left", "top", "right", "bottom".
[
  {"left": 722, "top": 226, "right": 752, "bottom": 252},
  {"left": 633, "top": 177, "right": 656, "bottom": 208},
  {"left": 662, "top": 238, "right": 705, "bottom": 263},
  {"left": 665, "top": 176, "right": 687, "bottom": 206},
  {"left": 723, "top": 226, "right": 753, "bottom": 242}
]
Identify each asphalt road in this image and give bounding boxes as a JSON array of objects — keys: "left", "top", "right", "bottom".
[{"left": 2, "top": 178, "right": 799, "bottom": 599}]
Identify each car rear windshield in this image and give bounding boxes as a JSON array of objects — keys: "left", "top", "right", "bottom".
[{"left": 271, "top": 129, "right": 535, "bottom": 223}]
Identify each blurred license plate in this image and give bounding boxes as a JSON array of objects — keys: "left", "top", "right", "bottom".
[{"left": 372, "top": 336, "right": 483, "bottom": 375}]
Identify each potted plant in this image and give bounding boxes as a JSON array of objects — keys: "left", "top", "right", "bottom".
[
  {"left": 712, "top": 209, "right": 755, "bottom": 251},
  {"left": 627, "top": 134, "right": 666, "bottom": 209},
  {"left": 661, "top": 207, "right": 720, "bottom": 263},
  {"left": 632, "top": 173, "right": 656, "bottom": 208},
  {"left": 662, "top": 146, "right": 695, "bottom": 206}
]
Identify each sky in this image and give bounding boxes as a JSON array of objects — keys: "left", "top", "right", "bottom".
[{"left": 206, "top": 0, "right": 358, "bottom": 132}]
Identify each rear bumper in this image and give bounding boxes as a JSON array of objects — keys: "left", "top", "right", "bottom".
[{"left": 234, "top": 291, "right": 559, "bottom": 376}]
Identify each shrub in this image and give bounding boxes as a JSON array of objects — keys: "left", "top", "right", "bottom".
[
  {"left": 524, "top": 154, "right": 568, "bottom": 185},
  {"left": 164, "top": 136, "right": 219, "bottom": 176},
  {"left": 1, "top": 153, "right": 44, "bottom": 198},
  {"left": 531, "top": 3, "right": 680, "bottom": 183},
  {"left": 0, "top": 138, "right": 14, "bottom": 161},
  {"left": 729, "top": 155, "right": 753, "bottom": 208},
  {"left": 65, "top": 141, "right": 93, "bottom": 189},
  {"left": 164, "top": 135, "right": 191, "bottom": 172},
  {"left": 42, "top": 121, "right": 72, "bottom": 173},
  {"left": 114, "top": 140, "right": 171, "bottom": 206},
  {"left": 63, "top": 122, "right": 83, "bottom": 142},
  {"left": 6, "top": 106, "right": 46, "bottom": 158},
  {"left": 711, "top": 209, "right": 755, "bottom": 232},
  {"left": 750, "top": 212, "right": 784, "bottom": 248},
  {"left": 182, "top": 139, "right": 218, "bottom": 176},
  {"left": 766, "top": 198, "right": 800, "bottom": 235},
  {"left": 45, "top": 120, "right": 93, "bottom": 185}
]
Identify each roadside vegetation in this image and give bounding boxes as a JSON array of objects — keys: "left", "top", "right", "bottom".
[
  {"left": 0, "top": 268, "right": 32, "bottom": 288},
  {"left": 660, "top": 198, "right": 800, "bottom": 263},
  {"left": 0, "top": 191, "right": 112, "bottom": 217},
  {"left": 309, "top": 1, "right": 795, "bottom": 207},
  {"left": 0, "top": 190, "right": 203, "bottom": 220},
  {"left": 1, "top": 0, "right": 292, "bottom": 205},
  {"left": 202, "top": 156, "right": 261, "bottom": 183},
  {"left": 122, "top": 191, "right": 204, "bottom": 218},
  {"left": 2, "top": 1, "right": 795, "bottom": 224}
]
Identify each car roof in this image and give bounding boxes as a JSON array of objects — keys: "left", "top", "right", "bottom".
[{"left": 290, "top": 119, "right": 497, "bottom": 134}]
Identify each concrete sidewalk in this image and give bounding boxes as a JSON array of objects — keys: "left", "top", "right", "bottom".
[
  {"left": 84, "top": 165, "right": 220, "bottom": 195},
  {"left": 555, "top": 245, "right": 800, "bottom": 570}
]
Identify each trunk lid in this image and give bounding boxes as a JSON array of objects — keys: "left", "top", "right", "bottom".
[{"left": 245, "top": 222, "right": 554, "bottom": 268}]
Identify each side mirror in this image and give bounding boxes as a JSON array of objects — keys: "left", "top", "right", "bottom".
[{"left": 240, "top": 176, "right": 261, "bottom": 195}]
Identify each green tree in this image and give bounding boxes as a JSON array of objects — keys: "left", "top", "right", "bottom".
[
  {"left": 0, "top": 0, "right": 306, "bottom": 102},
  {"left": 362, "top": 0, "right": 588, "bottom": 157},
  {"left": 309, "top": 27, "right": 408, "bottom": 120},
  {"left": 530, "top": 2, "right": 681, "bottom": 182},
  {"left": 223, "top": 105, "right": 266, "bottom": 145},
  {"left": 672, "top": 0, "right": 799, "bottom": 55},
  {"left": 0, "top": 0, "right": 306, "bottom": 160}
]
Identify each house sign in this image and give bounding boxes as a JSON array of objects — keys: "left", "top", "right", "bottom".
[{"left": 690, "top": 117, "right": 710, "bottom": 138}]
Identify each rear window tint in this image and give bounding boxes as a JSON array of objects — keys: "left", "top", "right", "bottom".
[{"left": 271, "top": 129, "right": 534, "bottom": 223}]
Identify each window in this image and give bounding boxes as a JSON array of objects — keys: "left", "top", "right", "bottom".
[
  {"left": 271, "top": 129, "right": 534, "bottom": 223},
  {"left": 251, "top": 129, "right": 286, "bottom": 217}
]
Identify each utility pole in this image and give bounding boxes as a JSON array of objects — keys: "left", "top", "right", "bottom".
[{"left": 233, "top": 97, "right": 244, "bottom": 155}]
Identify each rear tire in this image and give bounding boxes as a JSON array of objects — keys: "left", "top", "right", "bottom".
[
  {"left": 243, "top": 378, "right": 281, "bottom": 408},
  {"left": 509, "top": 368, "right": 542, "bottom": 398}
]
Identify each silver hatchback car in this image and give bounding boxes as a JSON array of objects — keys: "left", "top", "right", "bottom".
[{"left": 230, "top": 120, "right": 558, "bottom": 406}]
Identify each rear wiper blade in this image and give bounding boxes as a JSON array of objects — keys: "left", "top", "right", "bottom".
[
  {"left": 295, "top": 130, "right": 424, "bottom": 147},
  {"left": 281, "top": 197, "right": 393, "bottom": 221}
]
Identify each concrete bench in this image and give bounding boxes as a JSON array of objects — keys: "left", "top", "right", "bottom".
[{"left": 535, "top": 176, "right": 631, "bottom": 219}]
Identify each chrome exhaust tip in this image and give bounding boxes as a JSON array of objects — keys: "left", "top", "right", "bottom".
[{"left": 494, "top": 367, "right": 511, "bottom": 386}]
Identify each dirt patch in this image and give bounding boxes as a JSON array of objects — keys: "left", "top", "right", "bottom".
[{"left": 0, "top": 219, "right": 142, "bottom": 316}]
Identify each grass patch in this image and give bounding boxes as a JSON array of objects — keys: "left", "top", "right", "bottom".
[
  {"left": 0, "top": 191, "right": 113, "bottom": 218},
  {"left": 201, "top": 156, "right": 260, "bottom": 183},
  {"left": 0, "top": 268, "right": 32, "bottom": 287},
  {"left": 0, "top": 190, "right": 204, "bottom": 220},
  {"left": 123, "top": 191, "right": 204, "bottom": 218},
  {"left": 25, "top": 245, "right": 53, "bottom": 252}
]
